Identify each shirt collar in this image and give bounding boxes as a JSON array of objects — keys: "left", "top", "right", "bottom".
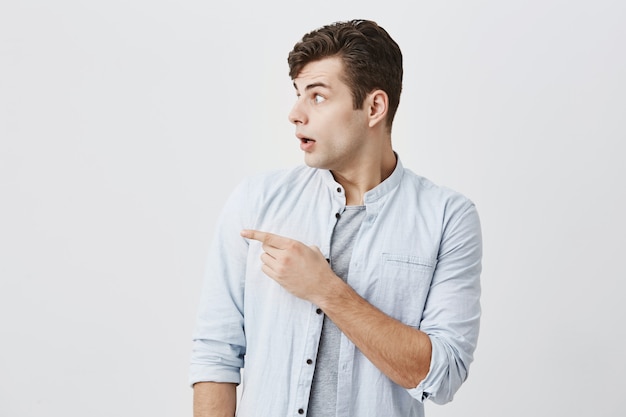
[{"left": 318, "top": 152, "right": 404, "bottom": 205}]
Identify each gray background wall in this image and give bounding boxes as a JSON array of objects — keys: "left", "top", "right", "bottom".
[{"left": 1, "top": 1, "right": 624, "bottom": 416}]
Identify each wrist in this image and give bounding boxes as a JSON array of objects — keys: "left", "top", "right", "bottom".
[{"left": 314, "top": 272, "right": 350, "bottom": 312}]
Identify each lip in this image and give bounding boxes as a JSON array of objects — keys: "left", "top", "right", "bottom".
[
  {"left": 297, "top": 133, "right": 316, "bottom": 151},
  {"left": 299, "top": 137, "right": 316, "bottom": 151}
]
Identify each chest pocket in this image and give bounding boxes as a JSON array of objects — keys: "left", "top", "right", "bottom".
[{"left": 378, "top": 253, "right": 436, "bottom": 327}]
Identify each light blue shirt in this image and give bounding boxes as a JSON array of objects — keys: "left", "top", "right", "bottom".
[{"left": 190, "top": 156, "right": 482, "bottom": 417}]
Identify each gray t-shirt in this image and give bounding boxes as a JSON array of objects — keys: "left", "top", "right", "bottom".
[{"left": 307, "top": 206, "right": 366, "bottom": 417}]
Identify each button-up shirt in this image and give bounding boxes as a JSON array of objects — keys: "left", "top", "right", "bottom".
[{"left": 190, "top": 156, "right": 482, "bottom": 417}]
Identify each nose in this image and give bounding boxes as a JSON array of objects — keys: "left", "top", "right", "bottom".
[{"left": 288, "top": 98, "right": 307, "bottom": 125}]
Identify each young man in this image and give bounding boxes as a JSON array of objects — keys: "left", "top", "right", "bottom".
[{"left": 190, "top": 19, "right": 482, "bottom": 417}]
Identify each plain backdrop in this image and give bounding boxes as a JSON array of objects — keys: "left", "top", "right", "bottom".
[{"left": 1, "top": 1, "right": 625, "bottom": 416}]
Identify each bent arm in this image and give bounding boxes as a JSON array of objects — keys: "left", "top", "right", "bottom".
[
  {"left": 316, "top": 279, "right": 432, "bottom": 388},
  {"left": 193, "top": 382, "right": 237, "bottom": 417},
  {"left": 315, "top": 201, "right": 482, "bottom": 399}
]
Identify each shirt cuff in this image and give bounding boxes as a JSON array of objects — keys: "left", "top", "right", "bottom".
[
  {"left": 189, "top": 363, "right": 242, "bottom": 387},
  {"left": 407, "top": 336, "right": 445, "bottom": 402}
]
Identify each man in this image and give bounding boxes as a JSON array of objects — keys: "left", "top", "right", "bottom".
[{"left": 190, "top": 19, "right": 482, "bottom": 417}]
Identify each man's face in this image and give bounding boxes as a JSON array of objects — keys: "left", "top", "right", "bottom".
[{"left": 288, "top": 57, "right": 369, "bottom": 172}]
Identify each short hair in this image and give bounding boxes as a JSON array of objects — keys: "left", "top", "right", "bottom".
[{"left": 288, "top": 19, "right": 403, "bottom": 130}]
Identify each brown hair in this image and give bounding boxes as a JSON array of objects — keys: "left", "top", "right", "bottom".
[{"left": 288, "top": 19, "right": 403, "bottom": 130}]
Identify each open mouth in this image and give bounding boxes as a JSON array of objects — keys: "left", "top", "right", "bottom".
[{"left": 297, "top": 134, "right": 316, "bottom": 148}]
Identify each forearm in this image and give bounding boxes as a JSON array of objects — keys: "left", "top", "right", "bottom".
[
  {"left": 193, "top": 382, "right": 237, "bottom": 417},
  {"left": 316, "top": 277, "right": 432, "bottom": 389}
]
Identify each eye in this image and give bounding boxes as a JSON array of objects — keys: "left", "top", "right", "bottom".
[{"left": 313, "top": 94, "right": 326, "bottom": 104}]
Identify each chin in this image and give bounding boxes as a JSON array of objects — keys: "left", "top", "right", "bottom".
[{"left": 303, "top": 154, "right": 328, "bottom": 169}]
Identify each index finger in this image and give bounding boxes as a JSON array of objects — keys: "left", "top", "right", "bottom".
[{"left": 240, "top": 229, "right": 291, "bottom": 248}]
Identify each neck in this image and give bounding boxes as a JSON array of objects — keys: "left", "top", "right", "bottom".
[{"left": 332, "top": 150, "right": 397, "bottom": 206}]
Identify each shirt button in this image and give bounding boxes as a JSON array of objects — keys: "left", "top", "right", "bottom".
[
  {"left": 335, "top": 212, "right": 340, "bottom": 219},
  {"left": 306, "top": 359, "right": 313, "bottom": 365},
  {"left": 298, "top": 408, "right": 304, "bottom": 414},
  {"left": 336, "top": 187, "right": 341, "bottom": 192},
  {"left": 316, "top": 308, "right": 322, "bottom": 314}
]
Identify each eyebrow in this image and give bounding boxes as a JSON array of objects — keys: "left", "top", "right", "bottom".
[{"left": 293, "top": 81, "right": 331, "bottom": 92}]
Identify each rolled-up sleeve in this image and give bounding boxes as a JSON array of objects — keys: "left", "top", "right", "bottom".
[
  {"left": 409, "top": 200, "right": 482, "bottom": 404},
  {"left": 189, "top": 180, "right": 251, "bottom": 387}
]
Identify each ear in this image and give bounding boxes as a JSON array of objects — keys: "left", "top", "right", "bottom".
[{"left": 366, "top": 89, "right": 388, "bottom": 128}]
